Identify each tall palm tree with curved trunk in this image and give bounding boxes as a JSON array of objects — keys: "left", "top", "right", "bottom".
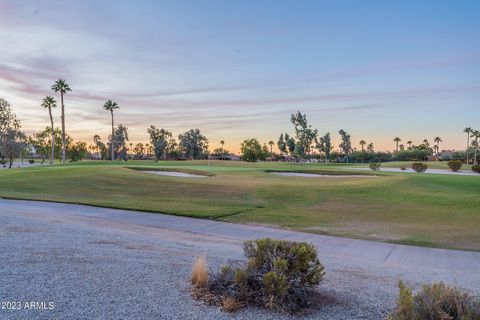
[
  {"left": 464, "top": 127, "right": 472, "bottom": 164},
  {"left": 393, "top": 137, "right": 401, "bottom": 153},
  {"left": 41, "top": 96, "right": 57, "bottom": 165},
  {"left": 103, "top": 100, "right": 120, "bottom": 161},
  {"left": 51, "top": 79, "right": 71, "bottom": 163},
  {"left": 359, "top": 140, "right": 366, "bottom": 152},
  {"left": 434, "top": 136, "right": 442, "bottom": 161}
]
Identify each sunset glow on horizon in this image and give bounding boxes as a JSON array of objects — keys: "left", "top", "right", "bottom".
[{"left": 1, "top": 0, "right": 479, "bottom": 153}]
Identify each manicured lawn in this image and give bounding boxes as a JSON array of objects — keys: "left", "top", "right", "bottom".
[{"left": 1, "top": 160, "right": 479, "bottom": 251}]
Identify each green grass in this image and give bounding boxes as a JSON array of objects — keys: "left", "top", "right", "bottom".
[{"left": 1, "top": 160, "right": 479, "bottom": 251}]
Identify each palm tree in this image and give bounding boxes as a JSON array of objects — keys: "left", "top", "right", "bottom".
[
  {"left": 359, "top": 140, "right": 366, "bottom": 152},
  {"left": 367, "top": 143, "right": 374, "bottom": 153},
  {"left": 41, "top": 96, "right": 57, "bottom": 165},
  {"left": 407, "top": 141, "right": 413, "bottom": 149},
  {"left": 51, "top": 79, "right": 71, "bottom": 163},
  {"left": 220, "top": 140, "right": 225, "bottom": 151},
  {"left": 464, "top": 127, "right": 472, "bottom": 164},
  {"left": 268, "top": 140, "right": 274, "bottom": 154},
  {"left": 103, "top": 100, "right": 120, "bottom": 161},
  {"left": 472, "top": 130, "right": 480, "bottom": 165},
  {"left": 434, "top": 136, "right": 442, "bottom": 161},
  {"left": 393, "top": 137, "right": 401, "bottom": 153}
]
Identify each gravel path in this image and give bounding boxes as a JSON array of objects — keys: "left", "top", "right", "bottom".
[{"left": 1, "top": 199, "right": 479, "bottom": 320}]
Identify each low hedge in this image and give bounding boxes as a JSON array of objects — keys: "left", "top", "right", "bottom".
[{"left": 411, "top": 162, "right": 428, "bottom": 173}]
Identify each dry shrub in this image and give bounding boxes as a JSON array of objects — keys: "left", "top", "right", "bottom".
[
  {"left": 191, "top": 256, "right": 208, "bottom": 288},
  {"left": 192, "top": 238, "right": 325, "bottom": 314},
  {"left": 411, "top": 162, "right": 428, "bottom": 173},
  {"left": 389, "top": 281, "right": 480, "bottom": 320},
  {"left": 222, "top": 296, "right": 243, "bottom": 312},
  {"left": 369, "top": 162, "right": 381, "bottom": 171},
  {"left": 447, "top": 160, "right": 463, "bottom": 172}
]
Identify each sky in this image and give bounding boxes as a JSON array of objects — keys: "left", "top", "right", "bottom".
[{"left": 0, "top": 0, "right": 479, "bottom": 153}]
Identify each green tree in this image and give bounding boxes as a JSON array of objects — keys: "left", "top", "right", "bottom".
[
  {"left": 367, "top": 142, "right": 374, "bottom": 153},
  {"left": 178, "top": 129, "right": 209, "bottom": 160},
  {"left": 68, "top": 141, "right": 88, "bottom": 161},
  {"left": 148, "top": 126, "right": 173, "bottom": 160},
  {"left": 471, "top": 130, "right": 480, "bottom": 165},
  {"left": 290, "top": 111, "right": 318, "bottom": 158},
  {"left": 133, "top": 143, "right": 145, "bottom": 159},
  {"left": 464, "top": 127, "right": 472, "bottom": 163},
  {"left": 434, "top": 136, "right": 442, "bottom": 161},
  {"left": 51, "top": 79, "right": 71, "bottom": 163},
  {"left": 0, "top": 98, "right": 25, "bottom": 168},
  {"left": 316, "top": 133, "right": 331, "bottom": 162},
  {"left": 285, "top": 133, "right": 296, "bottom": 155},
  {"left": 338, "top": 129, "right": 352, "bottom": 161},
  {"left": 359, "top": 140, "right": 366, "bottom": 152},
  {"left": 268, "top": 140, "right": 274, "bottom": 155},
  {"left": 93, "top": 134, "right": 108, "bottom": 160},
  {"left": 241, "top": 138, "right": 266, "bottom": 162},
  {"left": 103, "top": 100, "right": 120, "bottom": 161},
  {"left": 277, "top": 134, "right": 286, "bottom": 155},
  {"left": 110, "top": 125, "right": 129, "bottom": 161},
  {"left": 393, "top": 137, "right": 401, "bottom": 153},
  {"left": 406, "top": 140, "right": 413, "bottom": 150},
  {"left": 41, "top": 96, "right": 57, "bottom": 164}
]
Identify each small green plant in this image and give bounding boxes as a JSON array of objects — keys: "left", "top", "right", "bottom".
[
  {"left": 447, "top": 160, "right": 462, "bottom": 172},
  {"left": 472, "top": 164, "right": 480, "bottom": 174},
  {"left": 0, "top": 159, "right": 6, "bottom": 165},
  {"left": 388, "top": 281, "right": 480, "bottom": 320},
  {"left": 411, "top": 162, "right": 427, "bottom": 173},
  {"left": 192, "top": 238, "right": 325, "bottom": 314},
  {"left": 369, "top": 162, "right": 381, "bottom": 171},
  {"left": 400, "top": 166, "right": 406, "bottom": 171},
  {"left": 28, "top": 159, "right": 35, "bottom": 164}
]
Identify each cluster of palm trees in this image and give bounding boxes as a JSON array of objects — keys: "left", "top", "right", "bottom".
[
  {"left": 41, "top": 79, "right": 120, "bottom": 164},
  {"left": 464, "top": 127, "right": 480, "bottom": 165},
  {"left": 391, "top": 136, "right": 443, "bottom": 160}
]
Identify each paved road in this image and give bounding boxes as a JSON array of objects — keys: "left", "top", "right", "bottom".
[
  {"left": 1, "top": 199, "right": 479, "bottom": 319},
  {"left": 351, "top": 167, "right": 480, "bottom": 176}
]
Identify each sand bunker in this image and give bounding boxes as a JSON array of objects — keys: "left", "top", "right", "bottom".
[
  {"left": 141, "top": 171, "right": 208, "bottom": 178},
  {"left": 270, "top": 172, "right": 375, "bottom": 178}
]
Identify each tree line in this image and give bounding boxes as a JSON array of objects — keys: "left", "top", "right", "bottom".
[{"left": 1, "top": 80, "right": 478, "bottom": 166}]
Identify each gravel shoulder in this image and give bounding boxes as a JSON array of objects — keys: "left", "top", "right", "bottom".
[{"left": 1, "top": 199, "right": 479, "bottom": 320}]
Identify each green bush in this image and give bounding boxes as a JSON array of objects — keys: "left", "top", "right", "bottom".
[
  {"left": 447, "top": 160, "right": 462, "bottom": 172},
  {"left": 28, "top": 159, "right": 35, "bottom": 164},
  {"left": 472, "top": 165, "right": 480, "bottom": 174},
  {"left": 193, "top": 238, "right": 325, "bottom": 314},
  {"left": 0, "top": 159, "right": 6, "bottom": 165},
  {"left": 388, "top": 281, "right": 480, "bottom": 320},
  {"left": 369, "top": 162, "right": 381, "bottom": 171},
  {"left": 411, "top": 162, "right": 427, "bottom": 173}
]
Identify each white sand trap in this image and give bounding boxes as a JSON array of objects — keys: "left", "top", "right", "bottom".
[
  {"left": 141, "top": 171, "right": 208, "bottom": 178},
  {"left": 270, "top": 172, "right": 376, "bottom": 178}
]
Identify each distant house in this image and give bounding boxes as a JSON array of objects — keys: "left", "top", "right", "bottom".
[{"left": 439, "top": 150, "right": 455, "bottom": 161}]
